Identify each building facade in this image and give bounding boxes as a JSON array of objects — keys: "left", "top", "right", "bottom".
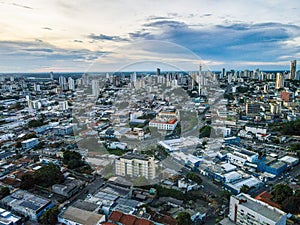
[
  {"left": 228, "top": 193, "right": 286, "bottom": 225},
  {"left": 115, "top": 153, "right": 156, "bottom": 179}
]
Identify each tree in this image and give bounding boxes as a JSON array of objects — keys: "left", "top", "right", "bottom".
[
  {"left": 0, "top": 187, "right": 10, "bottom": 199},
  {"left": 28, "top": 119, "right": 44, "bottom": 128},
  {"left": 35, "top": 163, "right": 64, "bottom": 187},
  {"left": 20, "top": 173, "right": 35, "bottom": 190},
  {"left": 199, "top": 125, "right": 211, "bottom": 138},
  {"left": 273, "top": 184, "right": 293, "bottom": 204},
  {"left": 282, "top": 196, "right": 300, "bottom": 214},
  {"left": 63, "top": 150, "right": 85, "bottom": 169},
  {"left": 186, "top": 172, "right": 202, "bottom": 185},
  {"left": 176, "top": 212, "right": 192, "bottom": 225},
  {"left": 38, "top": 206, "right": 59, "bottom": 225},
  {"left": 240, "top": 185, "right": 250, "bottom": 194}
]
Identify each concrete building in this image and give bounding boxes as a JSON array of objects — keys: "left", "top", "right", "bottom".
[
  {"left": 289, "top": 60, "right": 297, "bottom": 80},
  {"left": 115, "top": 153, "right": 156, "bottom": 180},
  {"left": 58, "top": 206, "right": 105, "bottom": 225},
  {"left": 275, "top": 73, "right": 284, "bottom": 89},
  {"left": 21, "top": 138, "right": 39, "bottom": 150},
  {"left": 59, "top": 101, "right": 69, "bottom": 111},
  {"left": 149, "top": 118, "right": 178, "bottom": 131},
  {"left": 68, "top": 77, "right": 75, "bottom": 91},
  {"left": 0, "top": 208, "right": 21, "bottom": 225},
  {"left": 257, "top": 157, "right": 287, "bottom": 176},
  {"left": 52, "top": 179, "right": 83, "bottom": 198},
  {"left": 1, "top": 190, "right": 53, "bottom": 221},
  {"left": 245, "top": 102, "right": 261, "bottom": 117},
  {"left": 228, "top": 193, "right": 286, "bottom": 225}
]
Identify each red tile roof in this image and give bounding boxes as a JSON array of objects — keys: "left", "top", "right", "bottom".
[
  {"left": 109, "top": 211, "right": 154, "bottom": 225},
  {"left": 120, "top": 214, "right": 137, "bottom": 225},
  {"left": 109, "top": 211, "right": 123, "bottom": 222},
  {"left": 134, "top": 218, "right": 154, "bottom": 225}
]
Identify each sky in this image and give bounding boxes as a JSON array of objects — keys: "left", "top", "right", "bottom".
[{"left": 0, "top": 0, "right": 300, "bottom": 72}]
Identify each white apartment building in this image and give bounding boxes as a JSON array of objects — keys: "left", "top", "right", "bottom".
[
  {"left": 228, "top": 193, "right": 286, "bottom": 225},
  {"left": 115, "top": 153, "right": 156, "bottom": 179}
]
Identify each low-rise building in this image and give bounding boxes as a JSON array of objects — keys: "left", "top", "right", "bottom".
[
  {"left": 1, "top": 190, "right": 53, "bottom": 221},
  {"left": 21, "top": 138, "right": 39, "bottom": 150},
  {"left": 0, "top": 207, "right": 22, "bottom": 225},
  {"left": 52, "top": 178, "right": 83, "bottom": 198},
  {"left": 149, "top": 118, "right": 178, "bottom": 131},
  {"left": 58, "top": 206, "right": 105, "bottom": 225},
  {"left": 257, "top": 157, "right": 287, "bottom": 176}
]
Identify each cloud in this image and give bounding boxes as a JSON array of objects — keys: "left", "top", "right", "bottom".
[
  {"left": 11, "top": 2, "right": 33, "bottom": 9},
  {"left": 42, "top": 27, "right": 52, "bottom": 30},
  {"left": 132, "top": 19, "right": 300, "bottom": 64},
  {"left": 144, "top": 20, "right": 187, "bottom": 29},
  {"left": 88, "top": 33, "right": 128, "bottom": 42},
  {"left": 74, "top": 39, "right": 83, "bottom": 43},
  {"left": 0, "top": 40, "right": 108, "bottom": 72}
]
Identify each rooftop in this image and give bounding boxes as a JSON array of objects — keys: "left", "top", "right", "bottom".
[
  {"left": 60, "top": 206, "right": 104, "bottom": 225},
  {"left": 235, "top": 193, "right": 286, "bottom": 222}
]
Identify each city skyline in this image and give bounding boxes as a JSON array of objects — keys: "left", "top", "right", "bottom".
[{"left": 0, "top": 0, "right": 300, "bottom": 72}]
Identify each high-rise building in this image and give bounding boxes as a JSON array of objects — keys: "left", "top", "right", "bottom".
[
  {"left": 59, "top": 101, "right": 69, "bottom": 111},
  {"left": 68, "top": 77, "right": 75, "bottom": 91},
  {"left": 289, "top": 60, "right": 296, "bottom": 80},
  {"left": 275, "top": 73, "right": 284, "bottom": 89},
  {"left": 270, "top": 103, "right": 281, "bottom": 114},
  {"left": 222, "top": 68, "right": 226, "bottom": 78},
  {"left": 50, "top": 72, "right": 54, "bottom": 80},
  {"left": 156, "top": 68, "right": 161, "bottom": 76},
  {"left": 34, "top": 83, "right": 40, "bottom": 92},
  {"left": 91, "top": 79, "right": 99, "bottom": 97},
  {"left": 115, "top": 153, "right": 156, "bottom": 180},
  {"left": 228, "top": 193, "right": 286, "bottom": 225},
  {"left": 59, "top": 76, "right": 67, "bottom": 88},
  {"left": 246, "top": 102, "right": 261, "bottom": 117},
  {"left": 130, "top": 72, "right": 137, "bottom": 83}
]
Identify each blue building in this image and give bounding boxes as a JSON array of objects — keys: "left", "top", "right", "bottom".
[{"left": 257, "top": 157, "right": 287, "bottom": 176}]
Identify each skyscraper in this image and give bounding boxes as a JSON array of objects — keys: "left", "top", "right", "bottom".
[
  {"left": 275, "top": 72, "right": 283, "bottom": 89},
  {"left": 130, "top": 72, "right": 137, "bottom": 83},
  {"left": 156, "top": 68, "right": 161, "bottom": 76},
  {"left": 92, "top": 79, "right": 99, "bottom": 97},
  {"left": 289, "top": 60, "right": 297, "bottom": 80},
  {"left": 68, "top": 77, "right": 75, "bottom": 91}
]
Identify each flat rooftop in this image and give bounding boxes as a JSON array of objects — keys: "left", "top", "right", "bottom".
[
  {"left": 235, "top": 193, "right": 286, "bottom": 222},
  {"left": 60, "top": 206, "right": 104, "bottom": 225}
]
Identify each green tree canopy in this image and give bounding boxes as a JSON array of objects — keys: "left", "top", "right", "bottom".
[
  {"left": 34, "top": 163, "right": 64, "bottom": 187},
  {"left": 63, "top": 150, "right": 85, "bottom": 169},
  {"left": 199, "top": 125, "right": 211, "bottom": 138},
  {"left": 282, "top": 196, "right": 300, "bottom": 214},
  {"left": 20, "top": 173, "right": 35, "bottom": 190},
  {"left": 0, "top": 187, "right": 10, "bottom": 199},
  {"left": 186, "top": 172, "right": 202, "bottom": 185},
  {"left": 273, "top": 184, "right": 293, "bottom": 204},
  {"left": 38, "top": 206, "right": 60, "bottom": 225},
  {"left": 176, "top": 212, "right": 192, "bottom": 225}
]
